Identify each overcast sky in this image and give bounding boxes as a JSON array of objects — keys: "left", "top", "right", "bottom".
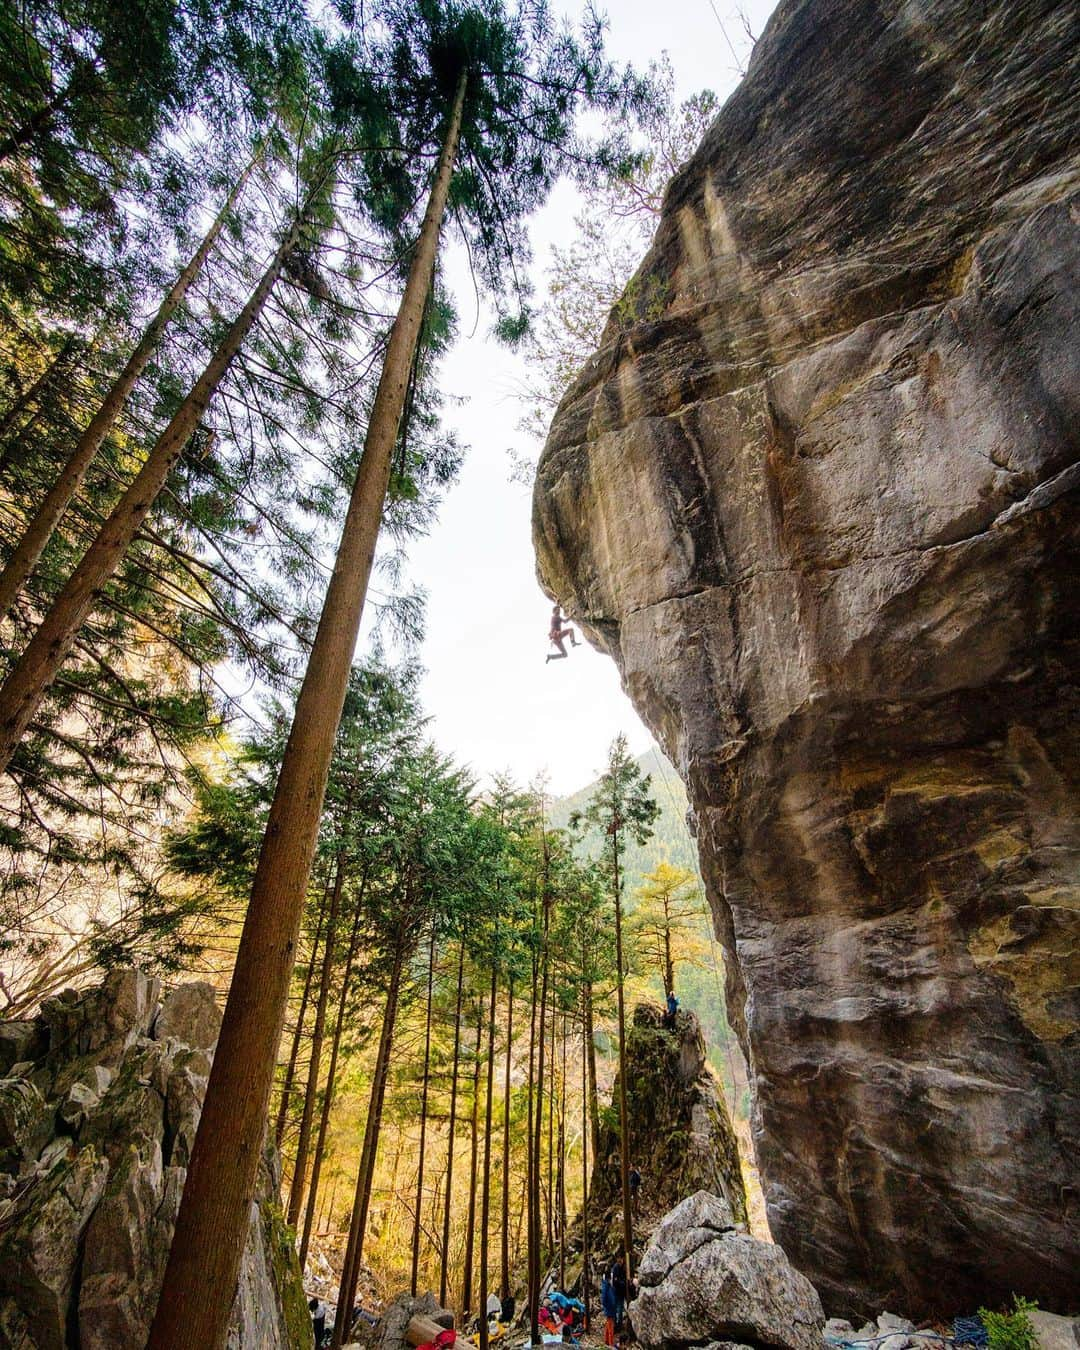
[{"left": 364, "top": 0, "right": 777, "bottom": 797}]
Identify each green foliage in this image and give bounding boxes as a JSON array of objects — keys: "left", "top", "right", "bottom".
[{"left": 979, "top": 1297, "right": 1039, "bottom": 1350}]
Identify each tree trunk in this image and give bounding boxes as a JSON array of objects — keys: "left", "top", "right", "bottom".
[
  {"left": 461, "top": 1003, "right": 483, "bottom": 1317},
  {"left": 0, "top": 61, "right": 86, "bottom": 163},
  {"left": 663, "top": 894, "right": 675, "bottom": 997},
  {"left": 275, "top": 887, "right": 328, "bottom": 1149},
  {"left": 526, "top": 945, "right": 540, "bottom": 1346},
  {"left": 440, "top": 940, "right": 466, "bottom": 1308},
  {"left": 147, "top": 76, "right": 467, "bottom": 1350},
  {"left": 478, "top": 964, "right": 498, "bottom": 1350},
  {"left": 0, "top": 205, "right": 307, "bottom": 776},
  {"left": 531, "top": 879, "right": 551, "bottom": 1341},
  {"left": 410, "top": 928, "right": 437, "bottom": 1296},
  {"left": 584, "top": 983, "right": 600, "bottom": 1161},
  {"left": 558, "top": 1012, "right": 567, "bottom": 1292},
  {"left": 287, "top": 855, "right": 344, "bottom": 1225},
  {"left": 299, "top": 877, "right": 366, "bottom": 1267},
  {"left": 0, "top": 335, "right": 81, "bottom": 468},
  {"left": 612, "top": 830, "right": 634, "bottom": 1281},
  {"left": 499, "top": 980, "right": 514, "bottom": 1301},
  {"left": 331, "top": 935, "right": 408, "bottom": 1349},
  {"left": 580, "top": 984, "right": 591, "bottom": 1332},
  {"left": 546, "top": 996, "right": 554, "bottom": 1262},
  {"left": 0, "top": 159, "right": 257, "bottom": 617}
]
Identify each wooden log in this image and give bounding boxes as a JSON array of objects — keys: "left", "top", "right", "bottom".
[{"left": 405, "top": 1314, "right": 453, "bottom": 1347}]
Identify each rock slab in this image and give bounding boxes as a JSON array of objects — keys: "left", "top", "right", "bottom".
[{"left": 534, "top": 0, "right": 1079, "bottom": 1319}]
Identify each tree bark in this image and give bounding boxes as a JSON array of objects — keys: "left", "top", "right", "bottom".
[
  {"left": 531, "top": 868, "right": 551, "bottom": 1341},
  {"left": 558, "top": 1012, "right": 567, "bottom": 1292},
  {"left": 147, "top": 75, "right": 467, "bottom": 1350},
  {"left": 0, "top": 158, "right": 257, "bottom": 617},
  {"left": 478, "top": 963, "right": 498, "bottom": 1350},
  {"left": 410, "top": 927, "right": 437, "bottom": 1296},
  {"left": 440, "top": 940, "right": 466, "bottom": 1308},
  {"left": 546, "top": 995, "right": 554, "bottom": 1262},
  {"left": 287, "top": 854, "right": 344, "bottom": 1225},
  {"left": 0, "top": 205, "right": 306, "bottom": 775},
  {"left": 584, "top": 983, "right": 600, "bottom": 1161},
  {"left": 461, "top": 1003, "right": 483, "bottom": 1317},
  {"left": 580, "top": 983, "right": 591, "bottom": 1332},
  {"left": 300, "top": 878, "right": 366, "bottom": 1267},
  {"left": 499, "top": 980, "right": 513, "bottom": 1301},
  {"left": 526, "top": 944, "right": 540, "bottom": 1346},
  {"left": 663, "top": 893, "right": 675, "bottom": 996},
  {"left": 612, "top": 828, "right": 634, "bottom": 1281},
  {"left": 332, "top": 934, "right": 408, "bottom": 1348},
  {"left": 275, "top": 887, "right": 328, "bottom": 1150}
]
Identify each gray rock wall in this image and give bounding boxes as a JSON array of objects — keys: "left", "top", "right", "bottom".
[
  {"left": 533, "top": 0, "right": 1079, "bottom": 1319},
  {"left": 0, "top": 969, "right": 311, "bottom": 1349}
]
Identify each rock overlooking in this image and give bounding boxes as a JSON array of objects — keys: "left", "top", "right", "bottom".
[
  {"left": 0, "top": 969, "right": 311, "bottom": 1349},
  {"left": 587, "top": 1003, "right": 746, "bottom": 1261},
  {"left": 534, "top": 0, "right": 1079, "bottom": 1319}
]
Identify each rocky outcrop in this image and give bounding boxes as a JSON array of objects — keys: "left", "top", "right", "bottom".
[
  {"left": 533, "top": 0, "right": 1079, "bottom": 1320},
  {"left": 633, "top": 1191, "right": 823, "bottom": 1350},
  {"left": 0, "top": 969, "right": 311, "bottom": 1349},
  {"left": 587, "top": 1004, "right": 746, "bottom": 1262}
]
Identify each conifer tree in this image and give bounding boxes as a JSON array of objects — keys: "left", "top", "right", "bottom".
[
  {"left": 571, "top": 735, "right": 659, "bottom": 1280},
  {"left": 150, "top": 5, "right": 649, "bottom": 1343}
]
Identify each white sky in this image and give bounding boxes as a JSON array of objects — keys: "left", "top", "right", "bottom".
[{"left": 367, "top": 0, "right": 777, "bottom": 797}]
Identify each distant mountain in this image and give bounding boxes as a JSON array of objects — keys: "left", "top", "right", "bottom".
[{"left": 549, "top": 745, "right": 698, "bottom": 891}]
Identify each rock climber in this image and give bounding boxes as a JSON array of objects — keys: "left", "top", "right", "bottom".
[
  {"left": 546, "top": 603, "right": 579, "bottom": 663},
  {"left": 662, "top": 990, "right": 679, "bottom": 1029},
  {"left": 629, "top": 1162, "right": 642, "bottom": 1215}
]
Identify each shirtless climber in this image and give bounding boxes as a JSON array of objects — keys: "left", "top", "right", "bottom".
[{"left": 546, "top": 603, "right": 580, "bottom": 663}]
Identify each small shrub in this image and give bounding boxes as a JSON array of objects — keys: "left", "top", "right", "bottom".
[{"left": 978, "top": 1295, "right": 1039, "bottom": 1350}]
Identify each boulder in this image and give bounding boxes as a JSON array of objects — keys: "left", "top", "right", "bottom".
[
  {"left": 360, "top": 1293, "right": 455, "bottom": 1350},
  {"left": 0, "top": 1146, "right": 109, "bottom": 1350},
  {"left": 1030, "top": 1312, "right": 1080, "bottom": 1350},
  {"left": 633, "top": 1192, "right": 823, "bottom": 1350},
  {"left": 153, "top": 981, "right": 221, "bottom": 1051},
  {"left": 0, "top": 1077, "right": 49, "bottom": 1169},
  {"left": 0, "top": 969, "right": 308, "bottom": 1348},
  {"left": 637, "top": 1190, "right": 738, "bottom": 1286},
  {"left": 0, "top": 1024, "right": 45, "bottom": 1078},
  {"left": 534, "top": 0, "right": 1080, "bottom": 1318}
]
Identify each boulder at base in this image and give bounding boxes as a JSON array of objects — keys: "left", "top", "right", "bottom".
[
  {"left": 633, "top": 1191, "right": 823, "bottom": 1350},
  {"left": 0, "top": 968, "right": 311, "bottom": 1349}
]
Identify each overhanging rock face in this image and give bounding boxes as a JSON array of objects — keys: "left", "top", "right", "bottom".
[{"left": 533, "top": 0, "right": 1079, "bottom": 1319}]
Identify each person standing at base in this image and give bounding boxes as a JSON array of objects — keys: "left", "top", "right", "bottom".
[{"left": 600, "top": 1271, "right": 618, "bottom": 1347}]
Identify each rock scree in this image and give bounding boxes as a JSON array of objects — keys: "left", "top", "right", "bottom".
[
  {"left": 533, "top": 0, "right": 1079, "bottom": 1320},
  {"left": 0, "top": 968, "right": 311, "bottom": 1349}
]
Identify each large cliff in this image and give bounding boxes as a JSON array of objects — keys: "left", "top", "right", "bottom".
[{"left": 533, "top": 0, "right": 1079, "bottom": 1321}]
